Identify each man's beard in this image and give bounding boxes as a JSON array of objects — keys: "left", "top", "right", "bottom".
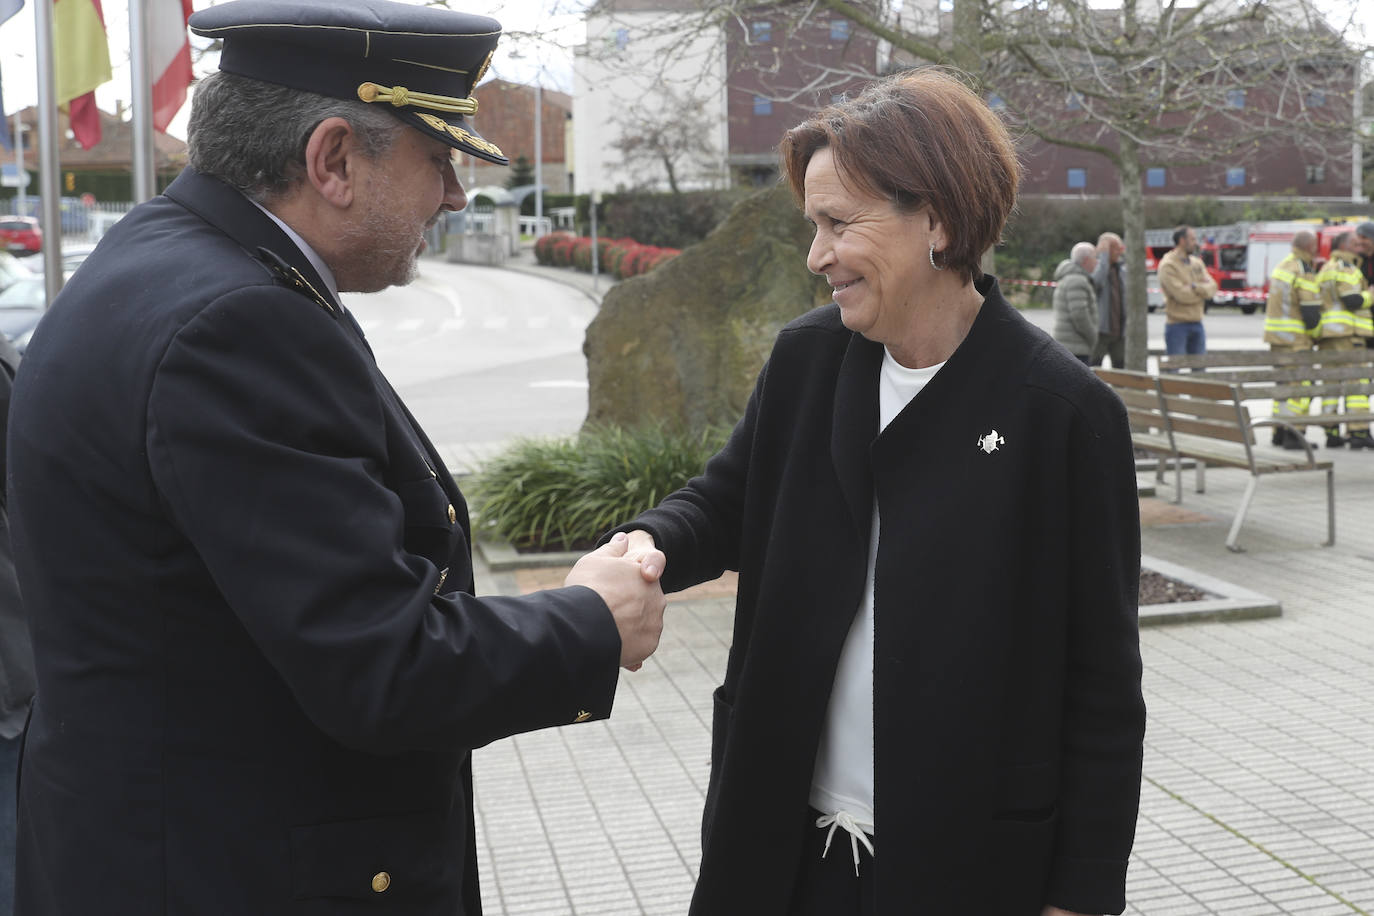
[{"left": 338, "top": 192, "right": 428, "bottom": 293}]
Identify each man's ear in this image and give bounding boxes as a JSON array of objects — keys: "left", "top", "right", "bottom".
[{"left": 303, "top": 117, "right": 359, "bottom": 209}]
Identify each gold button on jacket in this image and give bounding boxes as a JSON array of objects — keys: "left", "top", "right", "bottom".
[
  {"left": 447, "top": 504, "right": 456, "bottom": 524},
  {"left": 371, "top": 872, "right": 391, "bottom": 893}
]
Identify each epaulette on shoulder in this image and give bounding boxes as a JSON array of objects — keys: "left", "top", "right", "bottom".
[{"left": 256, "top": 247, "right": 336, "bottom": 315}]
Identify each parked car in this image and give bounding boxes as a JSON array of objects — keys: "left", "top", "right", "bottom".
[
  {"left": 0, "top": 275, "right": 47, "bottom": 353},
  {"left": 0, "top": 215, "right": 42, "bottom": 255},
  {"left": 61, "top": 243, "right": 97, "bottom": 275}
]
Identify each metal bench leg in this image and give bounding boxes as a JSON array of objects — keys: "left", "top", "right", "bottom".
[
  {"left": 1225, "top": 474, "right": 1260, "bottom": 553},
  {"left": 1324, "top": 467, "right": 1335, "bottom": 547},
  {"left": 1195, "top": 460, "right": 1205, "bottom": 494},
  {"left": 1172, "top": 456, "right": 1183, "bottom": 504}
]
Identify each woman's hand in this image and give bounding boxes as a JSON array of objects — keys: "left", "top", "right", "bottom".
[{"left": 623, "top": 529, "right": 664, "bottom": 583}]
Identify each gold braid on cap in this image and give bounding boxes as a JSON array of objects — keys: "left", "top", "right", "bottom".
[
  {"left": 414, "top": 112, "right": 504, "bottom": 159},
  {"left": 357, "top": 82, "right": 478, "bottom": 115}
]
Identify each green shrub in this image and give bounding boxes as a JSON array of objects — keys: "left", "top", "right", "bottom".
[{"left": 467, "top": 424, "right": 731, "bottom": 551}]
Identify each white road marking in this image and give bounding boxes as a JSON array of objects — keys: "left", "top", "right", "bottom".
[{"left": 529, "top": 380, "right": 589, "bottom": 389}]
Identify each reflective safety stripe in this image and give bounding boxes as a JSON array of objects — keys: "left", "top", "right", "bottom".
[
  {"left": 1264, "top": 318, "right": 1306, "bottom": 333},
  {"left": 1294, "top": 277, "right": 1321, "bottom": 296},
  {"left": 1271, "top": 268, "right": 1296, "bottom": 284}
]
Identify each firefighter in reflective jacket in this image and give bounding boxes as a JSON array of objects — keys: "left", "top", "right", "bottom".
[
  {"left": 1314, "top": 231, "right": 1373, "bottom": 449},
  {"left": 1263, "top": 232, "right": 1320, "bottom": 449}
]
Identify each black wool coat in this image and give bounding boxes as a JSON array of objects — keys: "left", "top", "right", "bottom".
[
  {"left": 7, "top": 168, "right": 621, "bottom": 915},
  {"left": 612, "top": 281, "right": 1145, "bottom": 915}
]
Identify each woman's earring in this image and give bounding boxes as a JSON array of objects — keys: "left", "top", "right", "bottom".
[{"left": 929, "top": 242, "right": 945, "bottom": 271}]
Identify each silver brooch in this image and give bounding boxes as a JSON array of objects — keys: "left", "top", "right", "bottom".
[{"left": 976, "top": 429, "right": 1005, "bottom": 454}]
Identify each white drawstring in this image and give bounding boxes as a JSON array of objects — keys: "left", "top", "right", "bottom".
[{"left": 815, "top": 810, "right": 875, "bottom": 876}]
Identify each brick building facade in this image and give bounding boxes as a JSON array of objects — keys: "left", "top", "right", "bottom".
[{"left": 463, "top": 79, "right": 573, "bottom": 194}]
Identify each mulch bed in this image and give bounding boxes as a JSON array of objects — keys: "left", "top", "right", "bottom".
[{"left": 1139, "top": 569, "right": 1213, "bottom": 604}]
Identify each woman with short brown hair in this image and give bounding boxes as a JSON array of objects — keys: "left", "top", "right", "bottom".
[{"left": 612, "top": 68, "right": 1145, "bottom": 916}]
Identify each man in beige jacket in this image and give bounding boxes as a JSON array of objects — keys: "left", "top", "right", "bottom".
[{"left": 1158, "top": 225, "right": 1219, "bottom": 354}]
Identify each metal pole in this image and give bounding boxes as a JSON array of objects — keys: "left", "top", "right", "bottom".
[
  {"left": 14, "top": 113, "right": 26, "bottom": 216},
  {"left": 533, "top": 81, "right": 543, "bottom": 238},
  {"left": 130, "top": 0, "right": 156, "bottom": 202},
  {"left": 1351, "top": 52, "right": 1365, "bottom": 204},
  {"left": 590, "top": 192, "right": 599, "bottom": 292},
  {"left": 34, "top": 0, "right": 64, "bottom": 301}
]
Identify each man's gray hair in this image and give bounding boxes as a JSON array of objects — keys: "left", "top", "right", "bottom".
[
  {"left": 187, "top": 70, "right": 402, "bottom": 203},
  {"left": 1070, "top": 241, "right": 1097, "bottom": 267}
]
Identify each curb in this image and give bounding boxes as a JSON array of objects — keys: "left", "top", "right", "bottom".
[
  {"left": 476, "top": 538, "right": 585, "bottom": 572},
  {"left": 1139, "top": 552, "right": 1282, "bottom": 626}
]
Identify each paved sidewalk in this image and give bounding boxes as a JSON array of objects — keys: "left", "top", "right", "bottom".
[
  {"left": 500, "top": 244, "right": 616, "bottom": 307},
  {"left": 467, "top": 432, "right": 1374, "bottom": 915}
]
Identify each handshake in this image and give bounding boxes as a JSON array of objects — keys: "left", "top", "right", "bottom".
[{"left": 564, "top": 530, "right": 666, "bottom": 671}]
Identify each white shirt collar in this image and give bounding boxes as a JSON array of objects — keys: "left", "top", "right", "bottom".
[{"left": 247, "top": 197, "right": 341, "bottom": 304}]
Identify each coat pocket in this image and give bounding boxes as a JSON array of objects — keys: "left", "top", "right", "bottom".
[
  {"left": 289, "top": 810, "right": 459, "bottom": 901},
  {"left": 701, "top": 685, "right": 735, "bottom": 851}
]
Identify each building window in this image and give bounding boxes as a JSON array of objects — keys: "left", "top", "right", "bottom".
[
  {"left": 1065, "top": 92, "right": 1083, "bottom": 110},
  {"left": 1306, "top": 164, "right": 1326, "bottom": 183},
  {"left": 1307, "top": 90, "right": 1326, "bottom": 107},
  {"left": 614, "top": 28, "right": 629, "bottom": 50},
  {"left": 751, "top": 20, "right": 771, "bottom": 42},
  {"left": 753, "top": 95, "right": 773, "bottom": 116},
  {"left": 1067, "top": 168, "right": 1086, "bottom": 189},
  {"left": 1146, "top": 167, "right": 1166, "bottom": 188},
  {"left": 1226, "top": 166, "right": 1246, "bottom": 187},
  {"left": 830, "top": 19, "right": 850, "bottom": 40},
  {"left": 986, "top": 93, "right": 1006, "bottom": 110},
  {"left": 1226, "top": 89, "right": 1246, "bottom": 109}
]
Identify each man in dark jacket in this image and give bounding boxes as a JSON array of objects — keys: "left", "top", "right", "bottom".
[
  {"left": 1092, "top": 232, "right": 1127, "bottom": 367},
  {"left": 6, "top": 2, "right": 664, "bottom": 913},
  {"left": 0, "top": 334, "right": 29, "bottom": 916}
]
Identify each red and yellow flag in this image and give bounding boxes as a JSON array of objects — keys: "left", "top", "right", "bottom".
[{"left": 54, "top": 0, "right": 112, "bottom": 149}]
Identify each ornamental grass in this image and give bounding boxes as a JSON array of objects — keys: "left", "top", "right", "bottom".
[{"left": 467, "top": 423, "right": 729, "bottom": 552}]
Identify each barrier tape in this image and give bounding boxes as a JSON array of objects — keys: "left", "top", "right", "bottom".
[{"left": 1001, "top": 278, "right": 1268, "bottom": 299}]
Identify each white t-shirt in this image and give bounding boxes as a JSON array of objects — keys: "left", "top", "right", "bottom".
[{"left": 807, "top": 348, "right": 945, "bottom": 836}]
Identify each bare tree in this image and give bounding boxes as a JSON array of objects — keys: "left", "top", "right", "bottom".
[{"left": 610, "top": 86, "right": 723, "bottom": 192}]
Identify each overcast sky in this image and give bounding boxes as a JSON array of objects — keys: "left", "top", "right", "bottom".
[{"left": 0, "top": 0, "right": 1369, "bottom": 142}]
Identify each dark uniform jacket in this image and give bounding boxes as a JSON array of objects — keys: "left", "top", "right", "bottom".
[
  {"left": 8, "top": 168, "right": 621, "bottom": 915},
  {"left": 611, "top": 281, "right": 1145, "bottom": 915}
]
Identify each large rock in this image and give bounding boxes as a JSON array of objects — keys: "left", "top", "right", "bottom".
[{"left": 585, "top": 185, "right": 831, "bottom": 434}]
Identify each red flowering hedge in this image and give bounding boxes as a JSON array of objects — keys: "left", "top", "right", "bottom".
[
  {"left": 534, "top": 234, "right": 680, "bottom": 278},
  {"left": 534, "top": 231, "right": 574, "bottom": 266}
]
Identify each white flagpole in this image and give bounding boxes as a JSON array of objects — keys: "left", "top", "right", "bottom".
[
  {"left": 130, "top": 0, "right": 156, "bottom": 202},
  {"left": 34, "top": 0, "right": 64, "bottom": 302}
]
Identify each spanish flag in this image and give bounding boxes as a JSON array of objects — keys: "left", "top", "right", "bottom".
[{"left": 54, "top": 0, "right": 112, "bottom": 149}]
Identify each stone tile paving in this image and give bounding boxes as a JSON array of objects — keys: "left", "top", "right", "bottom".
[{"left": 468, "top": 443, "right": 1374, "bottom": 914}]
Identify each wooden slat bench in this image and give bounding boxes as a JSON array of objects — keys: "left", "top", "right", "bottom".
[
  {"left": 1158, "top": 348, "right": 1374, "bottom": 436},
  {"left": 1096, "top": 368, "right": 1334, "bottom": 552}
]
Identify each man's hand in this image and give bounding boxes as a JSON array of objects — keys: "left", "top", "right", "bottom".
[
  {"left": 1042, "top": 907, "right": 1099, "bottom": 916},
  {"left": 565, "top": 533, "right": 666, "bottom": 670}
]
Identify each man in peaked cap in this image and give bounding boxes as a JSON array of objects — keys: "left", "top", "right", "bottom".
[{"left": 7, "top": 1, "right": 666, "bottom": 913}]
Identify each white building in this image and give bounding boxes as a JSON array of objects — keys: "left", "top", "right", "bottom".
[{"left": 572, "top": 0, "right": 731, "bottom": 195}]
